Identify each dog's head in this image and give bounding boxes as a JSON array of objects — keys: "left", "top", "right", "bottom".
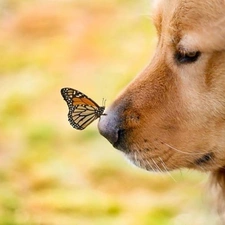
[{"left": 98, "top": 0, "right": 225, "bottom": 172}]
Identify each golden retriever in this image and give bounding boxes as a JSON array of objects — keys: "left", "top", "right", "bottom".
[{"left": 98, "top": 0, "right": 225, "bottom": 219}]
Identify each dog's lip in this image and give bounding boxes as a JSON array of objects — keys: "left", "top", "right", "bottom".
[
  {"left": 112, "top": 138, "right": 121, "bottom": 149},
  {"left": 113, "top": 142, "right": 129, "bottom": 153}
]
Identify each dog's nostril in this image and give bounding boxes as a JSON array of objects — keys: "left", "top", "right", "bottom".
[
  {"left": 98, "top": 114, "right": 120, "bottom": 145},
  {"left": 113, "top": 128, "right": 125, "bottom": 148}
]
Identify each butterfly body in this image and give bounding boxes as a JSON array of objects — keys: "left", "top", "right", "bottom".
[{"left": 61, "top": 88, "right": 105, "bottom": 130}]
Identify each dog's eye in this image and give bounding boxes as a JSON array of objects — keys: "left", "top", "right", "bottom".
[{"left": 175, "top": 51, "right": 201, "bottom": 64}]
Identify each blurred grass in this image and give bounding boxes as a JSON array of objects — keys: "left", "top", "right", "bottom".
[{"left": 0, "top": 0, "right": 218, "bottom": 224}]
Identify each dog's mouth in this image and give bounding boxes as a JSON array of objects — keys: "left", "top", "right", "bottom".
[
  {"left": 125, "top": 152, "right": 160, "bottom": 172},
  {"left": 111, "top": 129, "right": 171, "bottom": 172},
  {"left": 114, "top": 132, "right": 218, "bottom": 172}
]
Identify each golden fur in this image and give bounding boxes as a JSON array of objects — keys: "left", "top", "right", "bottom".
[{"left": 98, "top": 0, "right": 225, "bottom": 219}]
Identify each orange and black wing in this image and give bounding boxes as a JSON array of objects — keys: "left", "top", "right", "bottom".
[{"left": 61, "top": 88, "right": 105, "bottom": 130}]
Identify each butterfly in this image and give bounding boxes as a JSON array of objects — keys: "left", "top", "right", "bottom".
[{"left": 61, "top": 87, "right": 106, "bottom": 130}]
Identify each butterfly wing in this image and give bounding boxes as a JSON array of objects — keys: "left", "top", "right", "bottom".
[
  {"left": 61, "top": 88, "right": 105, "bottom": 130},
  {"left": 68, "top": 104, "right": 100, "bottom": 130}
]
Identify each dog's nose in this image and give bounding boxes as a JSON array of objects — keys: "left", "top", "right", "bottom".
[{"left": 98, "top": 111, "right": 120, "bottom": 145}]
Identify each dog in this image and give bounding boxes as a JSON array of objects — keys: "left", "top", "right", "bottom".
[{"left": 98, "top": 0, "right": 225, "bottom": 220}]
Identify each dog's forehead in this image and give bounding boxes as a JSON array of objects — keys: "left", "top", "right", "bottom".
[
  {"left": 153, "top": 0, "right": 224, "bottom": 26},
  {"left": 152, "top": 0, "right": 225, "bottom": 51}
]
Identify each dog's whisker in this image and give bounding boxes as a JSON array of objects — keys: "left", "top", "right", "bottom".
[
  {"left": 162, "top": 140, "right": 223, "bottom": 156},
  {"left": 151, "top": 158, "right": 163, "bottom": 173},
  {"left": 159, "top": 157, "right": 177, "bottom": 182},
  {"left": 133, "top": 151, "right": 140, "bottom": 167},
  {"left": 178, "top": 168, "right": 183, "bottom": 177},
  {"left": 139, "top": 158, "right": 145, "bottom": 170},
  {"left": 146, "top": 159, "right": 156, "bottom": 172},
  {"left": 162, "top": 142, "right": 206, "bottom": 155}
]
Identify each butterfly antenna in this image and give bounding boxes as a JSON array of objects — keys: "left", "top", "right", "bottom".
[{"left": 102, "top": 98, "right": 107, "bottom": 107}]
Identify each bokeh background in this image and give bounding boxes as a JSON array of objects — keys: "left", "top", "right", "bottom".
[{"left": 0, "top": 0, "right": 218, "bottom": 224}]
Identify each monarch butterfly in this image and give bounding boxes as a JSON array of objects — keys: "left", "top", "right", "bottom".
[{"left": 61, "top": 87, "right": 106, "bottom": 130}]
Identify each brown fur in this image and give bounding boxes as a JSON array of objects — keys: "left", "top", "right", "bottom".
[{"left": 98, "top": 0, "right": 225, "bottom": 219}]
